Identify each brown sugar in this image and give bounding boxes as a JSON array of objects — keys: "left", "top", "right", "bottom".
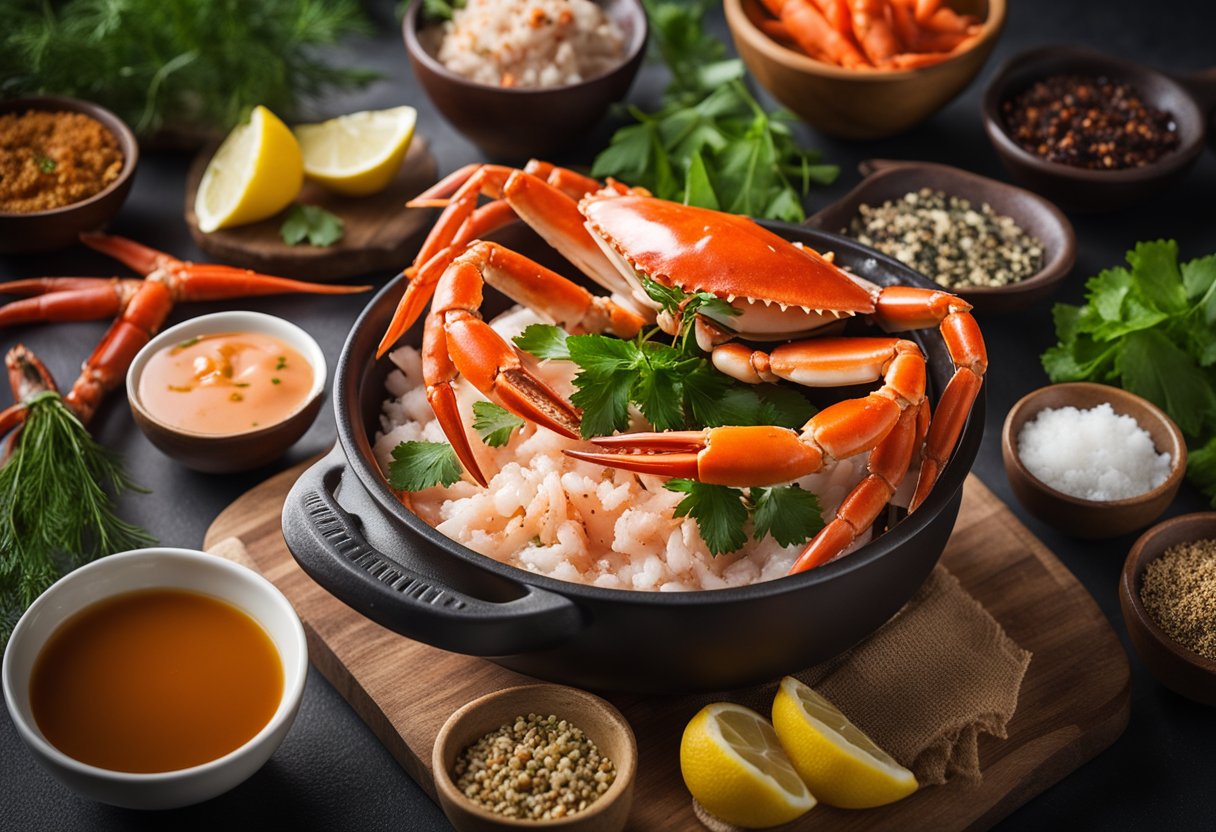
[
  {"left": 1140, "top": 538, "right": 1216, "bottom": 662},
  {"left": 0, "top": 110, "right": 124, "bottom": 213}
]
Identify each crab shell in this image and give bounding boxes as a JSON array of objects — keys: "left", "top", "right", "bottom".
[{"left": 580, "top": 195, "right": 878, "bottom": 341}]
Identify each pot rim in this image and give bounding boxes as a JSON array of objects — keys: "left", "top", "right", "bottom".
[{"left": 334, "top": 222, "right": 986, "bottom": 607}]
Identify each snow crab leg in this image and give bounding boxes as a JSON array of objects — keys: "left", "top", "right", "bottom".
[{"left": 424, "top": 240, "right": 645, "bottom": 485}]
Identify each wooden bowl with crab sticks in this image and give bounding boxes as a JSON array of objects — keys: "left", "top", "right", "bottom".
[{"left": 282, "top": 163, "right": 987, "bottom": 694}]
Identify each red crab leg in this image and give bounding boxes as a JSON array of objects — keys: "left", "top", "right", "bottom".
[
  {"left": 379, "top": 167, "right": 624, "bottom": 358},
  {"left": 0, "top": 278, "right": 144, "bottom": 327},
  {"left": 0, "top": 343, "right": 61, "bottom": 442},
  {"left": 423, "top": 244, "right": 606, "bottom": 484},
  {"left": 571, "top": 338, "right": 926, "bottom": 488},
  {"left": 872, "top": 286, "right": 986, "bottom": 512},
  {"left": 789, "top": 404, "right": 920, "bottom": 574}
]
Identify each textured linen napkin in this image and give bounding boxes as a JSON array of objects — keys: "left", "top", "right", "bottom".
[{"left": 696, "top": 564, "right": 1032, "bottom": 795}]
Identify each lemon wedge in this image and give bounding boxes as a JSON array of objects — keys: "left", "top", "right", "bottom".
[
  {"left": 772, "top": 676, "right": 918, "bottom": 809},
  {"left": 194, "top": 105, "right": 303, "bottom": 233},
  {"left": 294, "top": 106, "right": 418, "bottom": 196},
  {"left": 680, "top": 703, "right": 816, "bottom": 828}
]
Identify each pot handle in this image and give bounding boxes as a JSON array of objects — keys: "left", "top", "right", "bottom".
[{"left": 282, "top": 444, "right": 582, "bottom": 656}]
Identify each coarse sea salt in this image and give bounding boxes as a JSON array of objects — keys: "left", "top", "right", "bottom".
[{"left": 1016, "top": 402, "right": 1172, "bottom": 501}]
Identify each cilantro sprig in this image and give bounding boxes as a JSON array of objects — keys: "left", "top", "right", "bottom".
[
  {"left": 666, "top": 479, "right": 824, "bottom": 556},
  {"left": 591, "top": 0, "right": 837, "bottom": 222},
  {"left": 1043, "top": 240, "right": 1216, "bottom": 503},
  {"left": 388, "top": 441, "right": 462, "bottom": 491},
  {"left": 281, "top": 204, "right": 344, "bottom": 247},
  {"left": 472, "top": 401, "right": 524, "bottom": 448},
  {"left": 513, "top": 324, "right": 814, "bottom": 439}
]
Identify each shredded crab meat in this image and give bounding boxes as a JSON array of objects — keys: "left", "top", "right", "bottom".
[{"left": 374, "top": 307, "right": 887, "bottom": 592}]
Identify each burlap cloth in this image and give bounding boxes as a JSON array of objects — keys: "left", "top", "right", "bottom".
[{"left": 691, "top": 563, "right": 1031, "bottom": 822}]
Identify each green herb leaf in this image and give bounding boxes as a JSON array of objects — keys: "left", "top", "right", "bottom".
[
  {"left": 567, "top": 335, "right": 641, "bottom": 438},
  {"left": 36, "top": 154, "right": 56, "bottom": 173},
  {"left": 421, "top": 0, "right": 465, "bottom": 22},
  {"left": 0, "top": 0, "right": 377, "bottom": 136},
  {"left": 0, "top": 392, "right": 154, "bottom": 641},
  {"left": 471, "top": 401, "right": 524, "bottom": 447},
  {"left": 665, "top": 478, "right": 749, "bottom": 555},
  {"left": 387, "top": 441, "right": 463, "bottom": 491},
  {"left": 281, "top": 204, "right": 344, "bottom": 247},
  {"left": 513, "top": 324, "right": 571, "bottom": 360},
  {"left": 749, "top": 485, "right": 823, "bottom": 547}
]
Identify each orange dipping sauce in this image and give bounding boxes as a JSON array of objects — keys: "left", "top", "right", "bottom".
[
  {"left": 137, "top": 332, "right": 314, "bottom": 435},
  {"left": 30, "top": 589, "right": 283, "bottom": 773}
]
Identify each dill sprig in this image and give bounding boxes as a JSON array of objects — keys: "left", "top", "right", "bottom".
[
  {"left": 0, "top": 0, "right": 378, "bottom": 137},
  {"left": 0, "top": 391, "right": 154, "bottom": 641}
]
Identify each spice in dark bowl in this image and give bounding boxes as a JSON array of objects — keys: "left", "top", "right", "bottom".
[
  {"left": 0, "top": 109, "right": 125, "bottom": 213},
  {"left": 846, "top": 187, "right": 1045, "bottom": 291},
  {"left": 1001, "top": 73, "right": 1180, "bottom": 170},
  {"left": 1140, "top": 539, "right": 1216, "bottom": 663}
]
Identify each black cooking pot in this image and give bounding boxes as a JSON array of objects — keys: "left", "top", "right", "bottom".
[{"left": 282, "top": 221, "right": 985, "bottom": 694}]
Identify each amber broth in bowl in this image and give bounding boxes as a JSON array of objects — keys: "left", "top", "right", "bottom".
[{"left": 29, "top": 588, "right": 283, "bottom": 773}]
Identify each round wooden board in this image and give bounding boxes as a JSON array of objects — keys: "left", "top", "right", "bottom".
[{"left": 184, "top": 136, "right": 438, "bottom": 281}]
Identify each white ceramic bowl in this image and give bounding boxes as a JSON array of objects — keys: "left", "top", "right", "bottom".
[
  {"left": 126, "top": 311, "right": 328, "bottom": 473},
  {"left": 2, "top": 548, "right": 308, "bottom": 810}
]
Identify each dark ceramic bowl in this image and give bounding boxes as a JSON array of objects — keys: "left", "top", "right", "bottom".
[
  {"left": 805, "top": 159, "right": 1075, "bottom": 314},
  {"left": 433, "top": 685, "right": 636, "bottom": 831},
  {"left": 982, "top": 46, "right": 1214, "bottom": 212},
  {"left": 726, "top": 0, "right": 1005, "bottom": 140},
  {"left": 402, "top": 0, "right": 647, "bottom": 161},
  {"left": 1121, "top": 514, "right": 1216, "bottom": 706},
  {"left": 0, "top": 97, "right": 138, "bottom": 253},
  {"left": 281, "top": 219, "right": 985, "bottom": 694},
  {"left": 126, "top": 311, "right": 326, "bottom": 474},
  {"left": 1002, "top": 382, "right": 1186, "bottom": 539}
]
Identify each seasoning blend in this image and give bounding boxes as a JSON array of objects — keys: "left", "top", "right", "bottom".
[
  {"left": 1141, "top": 539, "right": 1216, "bottom": 662},
  {"left": 847, "top": 188, "right": 1045, "bottom": 290},
  {"left": 0, "top": 110, "right": 124, "bottom": 213},
  {"left": 1001, "top": 74, "right": 1179, "bottom": 170},
  {"left": 453, "top": 712, "right": 617, "bottom": 821}
]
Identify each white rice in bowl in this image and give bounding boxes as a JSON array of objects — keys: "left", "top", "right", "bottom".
[
  {"left": 434, "top": 0, "right": 627, "bottom": 88},
  {"left": 374, "top": 308, "right": 880, "bottom": 592}
]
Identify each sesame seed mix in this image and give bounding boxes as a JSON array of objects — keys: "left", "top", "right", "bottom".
[
  {"left": 452, "top": 713, "right": 616, "bottom": 820},
  {"left": 846, "top": 188, "right": 1045, "bottom": 290}
]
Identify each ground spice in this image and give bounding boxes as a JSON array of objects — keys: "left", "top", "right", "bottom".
[
  {"left": 453, "top": 712, "right": 616, "bottom": 820},
  {"left": 1001, "top": 74, "right": 1179, "bottom": 170},
  {"left": 1140, "top": 539, "right": 1216, "bottom": 661},
  {"left": 846, "top": 188, "right": 1044, "bottom": 290},
  {"left": 0, "top": 110, "right": 124, "bottom": 213}
]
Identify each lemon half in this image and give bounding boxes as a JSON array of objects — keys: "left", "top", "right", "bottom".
[
  {"left": 772, "top": 676, "right": 918, "bottom": 809},
  {"left": 194, "top": 105, "right": 303, "bottom": 233},
  {"left": 680, "top": 703, "right": 816, "bottom": 828},
  {"left": 294, "top": 106, "right": 417, "bottom": 196}
]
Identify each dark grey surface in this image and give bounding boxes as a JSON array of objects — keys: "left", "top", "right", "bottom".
[{"left": 2, "top": 1, "right": 1214, "bottom": 829}]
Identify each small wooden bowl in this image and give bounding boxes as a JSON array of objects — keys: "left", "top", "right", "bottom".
[
  {"left": 0, "top": 96, "right": 138, "bottom": 254},
  {"left": 805, "top": 159, "right": 1075, "bottom": 314},
  {"left": 982, "top": 46, "right": 1211, "bottom": 212},
  {"left": 433, "top": 685, "right": 637, "bottom": 832},
  {"left": 1121, "top": 514, "right": 1216, "bottom": 705},
  {"left": 403, "top": 0, "right": 647, "bottom": 161},
  {"left": 1001, "top": 382, "right": 1186, "bottom": 539},
  {"left": 126, "top": 311, "right": 326, "bottom": 474},
  {"left": 725, "top": 0, "right": 1006, "bottom": 140}
]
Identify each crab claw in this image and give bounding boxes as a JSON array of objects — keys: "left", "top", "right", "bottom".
[{"left": 566, "top": 426, "right": 826, "bottom": 487}]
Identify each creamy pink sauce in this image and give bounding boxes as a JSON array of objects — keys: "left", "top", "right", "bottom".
[{"left": 138, "top": 332, "right": 313, "bottom": 435}]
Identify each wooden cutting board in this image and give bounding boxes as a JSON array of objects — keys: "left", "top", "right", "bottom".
[
  {"left": 204, "top": 464, "right": 1129, "bottom": 831},
  {"left": 184, "top": 136, "right": 438, "bottom": 281}
]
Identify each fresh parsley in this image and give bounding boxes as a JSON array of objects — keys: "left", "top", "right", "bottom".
[
  {"left": 387, "top": 441, "right": 463, "bottom": 491},
  {"left": 420, "top": 0, "right": 465, "bottom": 22},
  {"left": 513, "top": 324, "right": 815, "bottom": 438},
  {"left": 281, "top": 204, "right": 345, "bottom": 247},
  {"left": 665, "top": 479, "right": 825, "bottom": 556},
  {"left": 1043, "top": 241, "right": 1216, "bottom": 503},
  {"left": 471, "top": 401, "right": 524, "bottom": 447},
  {"left": 36, "top": 154, "right": 56, "bottom": 173},
  {"left": 591, "top": 0, "right": 837, "bottom": 222}
]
